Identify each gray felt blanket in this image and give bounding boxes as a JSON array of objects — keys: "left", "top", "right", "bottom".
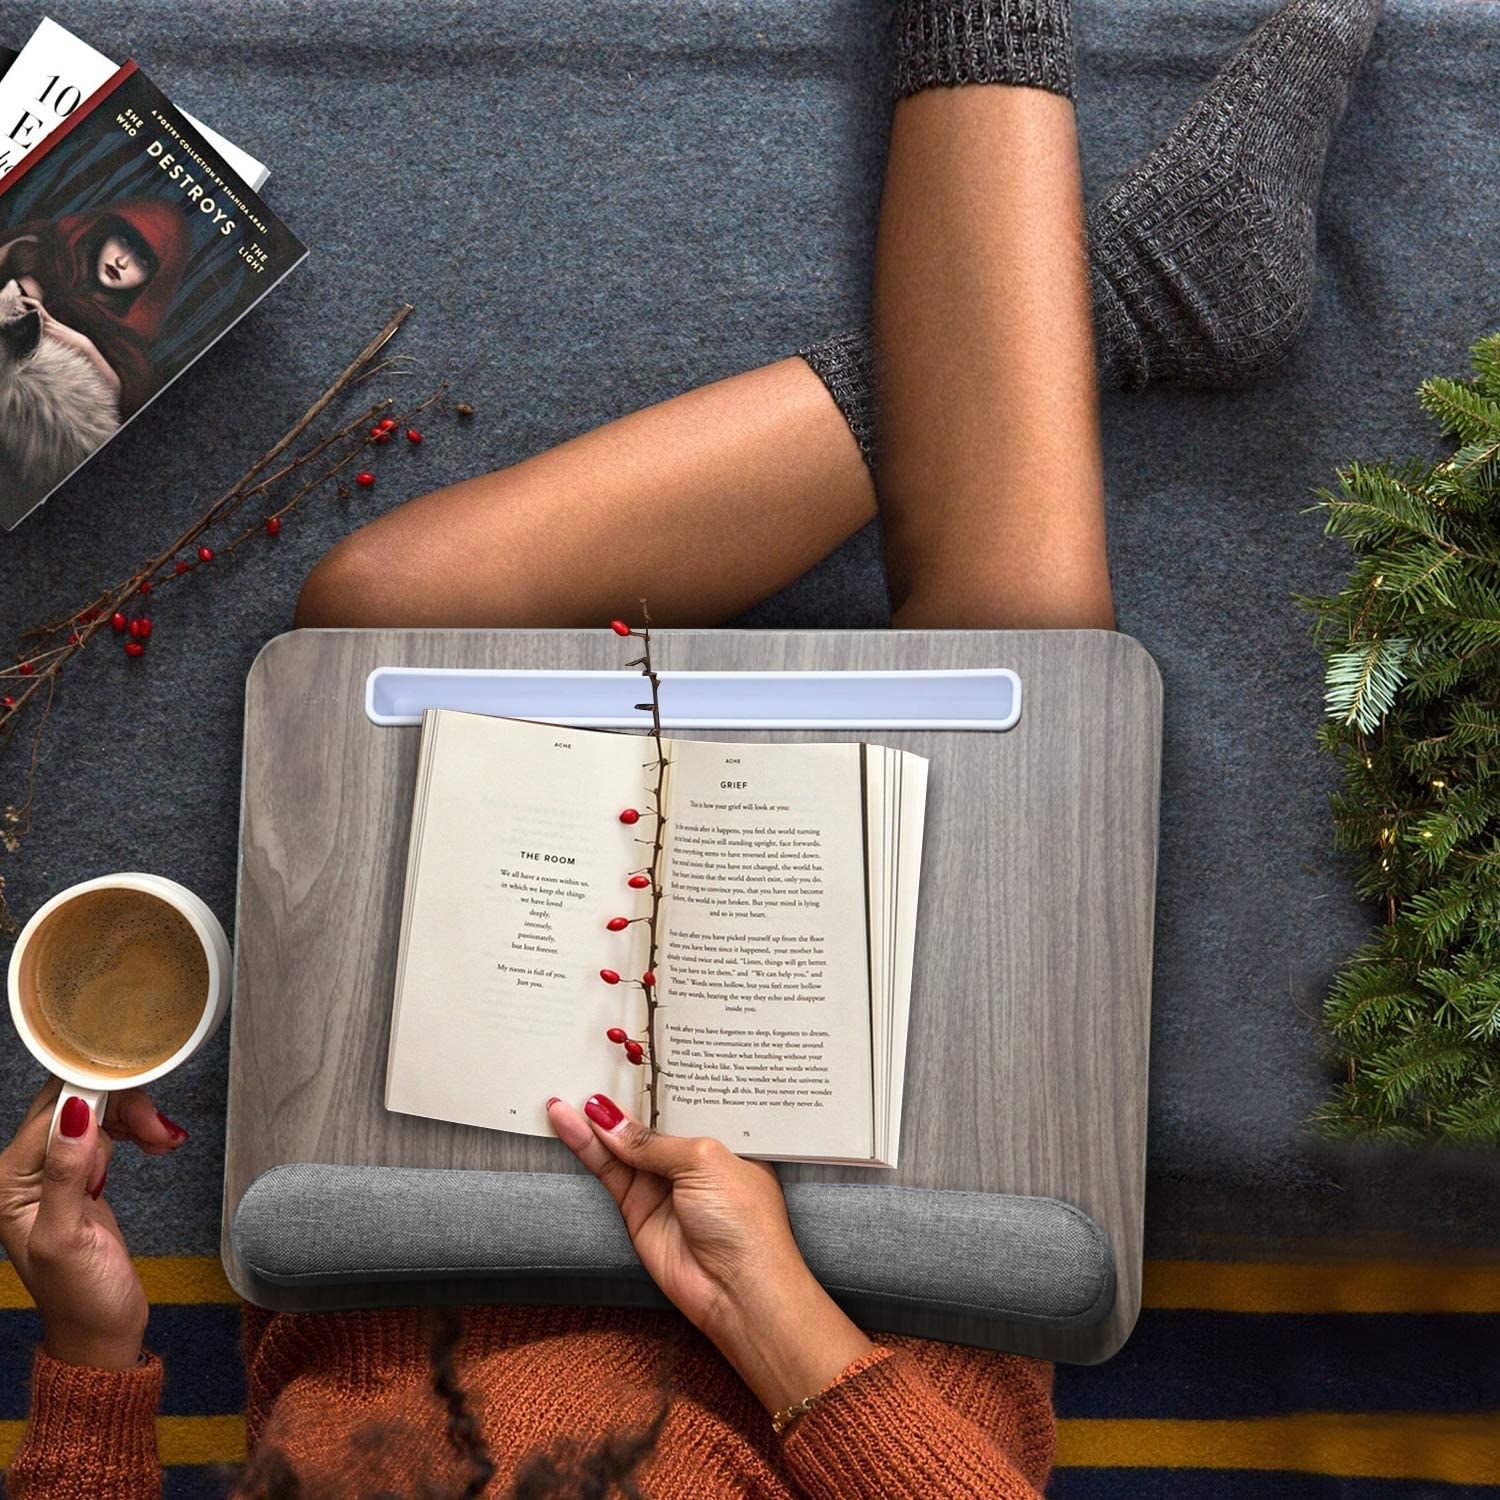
[{"left": 0, "top": 0, "right": 1497, "bottom": 1258}]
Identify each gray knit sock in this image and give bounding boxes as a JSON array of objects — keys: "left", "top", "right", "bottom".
[
  {"left": 1091, "top": 0, "right": 1383, "bottom": 389},
  {"left": 804, "top": 0, "right": 1382, "bottom": 462},
  {"left": 894, "top": 0, "right": 1075, "bottom": 101}
]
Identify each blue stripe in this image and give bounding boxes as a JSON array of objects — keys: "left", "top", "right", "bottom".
[
  {"left": 1054, "top": 1312, "right": 1500, "bottom": 1419},
  {"left": 1050, "top": 1472, "right": 1500, "bottom": 1499},
  {"left": 163, "top": 1466, "right": 236, "bottom": 1500},
  {"left": 154, "top": 1304, "right": 246, "bottom": 1416},
  {"left": 0, "top": 1305, "right": 243, "bottom": 1419},
  {"left": 164, "top": 1463, "right": 1500, "bottom": 1498},
  {"left": 3, "top": 1304, "right": 1497, "bottom": 1421}
]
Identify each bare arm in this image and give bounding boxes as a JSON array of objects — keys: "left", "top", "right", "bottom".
[{"left": 548, "top": 1095, "right": 1052, "bottom": 1498}]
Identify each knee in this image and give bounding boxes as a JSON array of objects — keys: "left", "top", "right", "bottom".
[{"left": 294, "top": 529, "right": 390, "bottom": 628}]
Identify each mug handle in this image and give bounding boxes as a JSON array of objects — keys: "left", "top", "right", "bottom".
[{"left": 47, "top": 1083, "right": 108, "bottom": 1150}]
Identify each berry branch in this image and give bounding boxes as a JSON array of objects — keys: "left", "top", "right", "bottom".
[
  {"left": 0, "top": 303, "right": 470, "bottom": 933},
  {"left": 601, "top": 604, "right": 670, "bottom": 1126}
]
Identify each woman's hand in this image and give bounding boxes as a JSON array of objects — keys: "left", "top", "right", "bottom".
[
  {"left": 0, "top": 1080, "right": 188, "bottom": 1370},
  {"left": 549, "top": 1093, "right": 872, "bottom": 1413}
]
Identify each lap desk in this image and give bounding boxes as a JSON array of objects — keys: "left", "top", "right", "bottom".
[{"left": 223, "top": 629, "right": 1161, "bottom": 1364}]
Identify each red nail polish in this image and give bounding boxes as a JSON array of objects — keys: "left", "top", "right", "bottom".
[
  {"left": 584, "top": 1094, "right": 624, "bottom": 1130},
  {"left": 59, "top": 1097, "right": 90, "bottom": 1138},
  {"left": 546, "top": 1096, "right": 561, "bottom": 1107},
  {"left": 156, "top": 1111, "right": 188, "bottom": 1140},
  {"left": 89, "top": 1170, "right": 107, "bottom": 1201}
]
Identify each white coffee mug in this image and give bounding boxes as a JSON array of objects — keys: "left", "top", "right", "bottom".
[{"left": 7, "top": 873, "right": 231, "bottom": 1145}]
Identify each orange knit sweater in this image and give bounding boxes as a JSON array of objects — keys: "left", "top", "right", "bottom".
[{"left": 7, "top": 1304, "right": 1055, "bottom": 1498}]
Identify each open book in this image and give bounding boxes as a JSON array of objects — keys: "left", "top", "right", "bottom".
[{"left": 385, "top": 710, "right": 929, "bottom": 1167}]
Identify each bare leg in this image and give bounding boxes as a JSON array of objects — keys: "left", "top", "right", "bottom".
[
  {"left": 300, "top": 92, "right": 1111, "bottom": 633},
  {"left": 295, "top": 359, "right": 874, "bottom": 629},
  {"left": 300, "top": 14, "right": 1109, "bottom": 634},
  {"left": 873, "top": 87, "right": 1113, "bottom": 631}
]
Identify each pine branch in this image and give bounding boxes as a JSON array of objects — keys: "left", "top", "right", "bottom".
[
  {"left": 1469, "top": 333, "right": 1500, "bottom": 398},
  {"left": 1420, "top": 376, "right": 1500, "bottom": 447},
  {"left": 1438, "top": 1077, "right": 1500, "bottom": 1141},
  {"left": 1324, "top": 638, "right": 1412, "bottom": 733},
  {"left": 1304, "top": 332, "right": 1500, "bottom": 1143}
]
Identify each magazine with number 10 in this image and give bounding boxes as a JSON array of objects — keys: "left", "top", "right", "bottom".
[{"left": 0, "top": 60, "right": 305, "bottom": 529}]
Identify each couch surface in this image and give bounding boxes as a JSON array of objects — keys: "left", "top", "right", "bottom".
[{"left": 1, "top": 0, "right": 1498, "bottom": 1261}]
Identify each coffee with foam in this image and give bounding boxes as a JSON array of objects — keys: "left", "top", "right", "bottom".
[{"left": 16, "top": 888, "right": 208, "bottom": 1076}]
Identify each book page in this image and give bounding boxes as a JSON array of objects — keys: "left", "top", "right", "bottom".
[
  {"left": 386, "top": 711, "right": 649, "bottom": 1136},
  {"left": 656, "top": 738, "right": 874, "bottom": 1160}
]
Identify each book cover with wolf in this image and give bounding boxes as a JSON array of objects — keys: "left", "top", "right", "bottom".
[{"left": 0, "top": 61, "right": 304, "bottom": 529}]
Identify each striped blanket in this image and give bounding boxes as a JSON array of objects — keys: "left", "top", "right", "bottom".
[{"left": 2, "top": 1257, "right": 1496, "bottom": 1496}]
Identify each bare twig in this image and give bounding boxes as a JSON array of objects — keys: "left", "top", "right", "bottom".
[
  {"left": 1, "top": 305, "right": 438, "bottom": 933},
  {"left": 637, "top": 602, "right": 669, "bottom": 1128}
]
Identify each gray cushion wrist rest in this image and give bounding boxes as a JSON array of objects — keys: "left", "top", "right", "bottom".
[{"left": 231, "top": 1164, "right": 1116, "bottom": 1337}]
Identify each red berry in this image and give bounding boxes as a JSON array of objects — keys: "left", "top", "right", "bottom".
[
  {"left": 128, "top": 618, "right": 144, "bottom": 639},
  {"left": 137, "top": 618, "right": 153, "bottom": 640},
  {"left": 198, "top": 545, "right": 215, "bottom": 562},
  {"left": 1, "top": 696, "right": 14, "bottom": 709},
  {"left": 17, "top": 662, "right": 33, "bottom": 676},
  {"left": 624, "top": 1041, "right": 644, "bottom": 1064},
  {"left": 370, "top": 427, "right": 391, "bottom": 443},
  {"left": 641, "top": 971, "right": 656, "bottom": 988},
  {"left": 138, "top": 581, "right": 152, "bottom": 596},
  {"left": 356, "top": 472, "right": 375, "bottom": 488},
  {"left": 606, "top": 916, "right": 630, "bottom": 932},
  {"left": 111, "top": 612, "right": 127, "bottom": 633},
  {"left": 599, "top": 968, "right": 621, "bottom": 985},
  {"left": 68, "top": 632, "right": 80, "bottom": 645},
  {"left": 266, "top": 516, "right": 283, "bottom": 537},
  {"left": 406, "top": 428, "right": 423, "bottom": 444},
  {"left": 174, "top": 560, "right": 190, "bottom": 575},
  {"left": 619, "top": 808, "right": 640, "bottom": 825},
  {"left": 379, "top": 417, "right": 398, "bottom": 432},
  {"left": 609, "top": 620, "right": 632, "bottom": 636},
  {"left": 124, "top": 640, "right": 145, "bottom": 658},
  {"left": 627, "top": 874, "right": 651, "bottom": 890},
  {"left": 606, "top": 1027, "right": 628, "bottom": 1044}
]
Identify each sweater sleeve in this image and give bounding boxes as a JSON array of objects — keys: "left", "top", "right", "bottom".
[
  {"left": 782, "top": 1346, "right": 1052, "bottom": 1500},
  {"left": 5, "top": 1348, "right": 163, "bottom": 1499}
]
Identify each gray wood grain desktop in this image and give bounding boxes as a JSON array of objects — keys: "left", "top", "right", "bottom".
[{"left": 224, "top": 628, "right": 1161, "bottom": 1363}]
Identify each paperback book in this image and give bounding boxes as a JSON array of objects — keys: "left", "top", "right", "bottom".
[
  {"left": 0, "top": 18, "right": 268, "bottom": 188},
  {"left": 386, "top": 711, "right": 929, "bottom": 1167},
  {"left": 0, "top": 45, "right": 303, "bottom": 528}
]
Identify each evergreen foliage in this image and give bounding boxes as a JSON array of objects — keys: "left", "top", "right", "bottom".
[{"left": 1306, "top": 334, "right": 1500, "bottom": 1143}]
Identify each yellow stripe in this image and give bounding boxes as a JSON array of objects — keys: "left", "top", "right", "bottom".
[
  {"left": 4, "top": 1253, "right": 1499, "bottom": 1314},
  {"left": 0, "top": 1256, "right": 237, "bottom": 1309},
  {"left": 1055, "top": 1413, "right": 1500, "bottom": 1484},
  {"left": 158, "top": 1415, "right": 247, "bottom": 1465},
  {"left": 1143, "top": 1258, "right": 1500, "bottom": 1314},
  {"left": 134, "top": 1257, "right": 238, "bottom": 1305},
  {"left": 0, "top": 1415, "right": 246, "bottom": 1467},
  {"left": 0, "top": 1413, "right": 1494, "bottom": 1481}
]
